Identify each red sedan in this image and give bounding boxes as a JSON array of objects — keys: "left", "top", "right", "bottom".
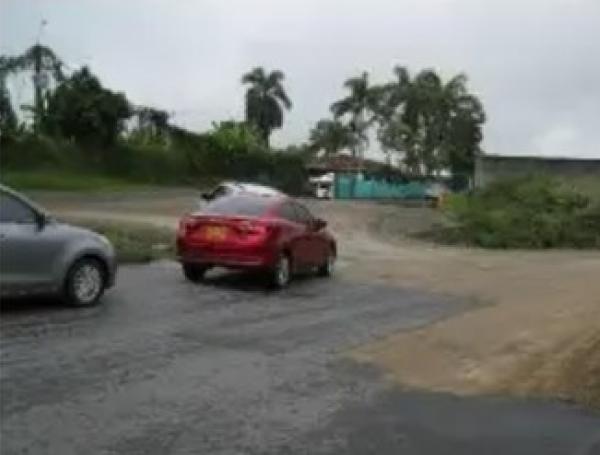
[{"left": 176, "top": 193, "right": 337, "bottom": 287}]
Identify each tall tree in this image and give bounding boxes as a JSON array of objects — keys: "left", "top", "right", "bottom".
[
  {"left": 375, "top": 67, "right": 484, "bottom": 179},
  {"left": 372, "top": 66, "right": 412, "bottom": 123},
  {"left": 309, "top": 119, "right": 356, "bottom": 157},
  {"left": 129, "top": 106, "right": 170, "bottom": 145},
  {"left": 0, "top": 45, "right": 65, "bottom": 131},
  {"left": 0, "top": 81, "right": 17, "bottom": 135},
  {"left": 134, "top": 106, "right": 169, "bottom": 132},
  {"left": 330, "top": 72, "right": 379, "bottom": 152},
  {"left": 242, "top": 67, "right": 292, "bottom": 146},
  {"left": 43, "top": 67, "right": 131, "bottom": 146},
  {"left": 443, "top": 93, "right": 485, "bottom": 181}
]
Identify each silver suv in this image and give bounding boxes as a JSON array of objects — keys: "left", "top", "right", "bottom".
[
  {"left": 201, "top": 182, "right": 283, "bottom": 201},
  {"left": 0, "top": 185, "right": 116, "bottom": 306}
]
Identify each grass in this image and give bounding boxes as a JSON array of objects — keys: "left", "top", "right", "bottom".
[
  {"left": 63, "top": 217, "right": 175, "bottom": 263},
  {"left": 1, "top": 169, "right": 149, "bottom": 192}
]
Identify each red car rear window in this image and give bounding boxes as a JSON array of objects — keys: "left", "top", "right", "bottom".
[{"left": 203, "top": 195, "right": 274, "bottom": 217}]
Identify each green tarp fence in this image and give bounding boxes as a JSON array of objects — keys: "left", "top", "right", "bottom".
[{"left": 334, "top": 174, "right": 427, "bottom": 199}]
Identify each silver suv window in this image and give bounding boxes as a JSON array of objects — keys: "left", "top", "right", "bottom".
[{"left": 0, "top": 192, "right": 36, "bottom": 224}]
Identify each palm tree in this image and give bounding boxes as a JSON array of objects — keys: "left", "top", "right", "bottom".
[
  {"left": 441, "top": 78, "right": 485, "bottom": 181},
  {"left": 309, "top": 119, "right": 356, "bottom": 157},
  {"left": 376, "top": 66, "right": 484, "bottom": 178},
  {"left": 241, "top": 67, "right": 292, "bottom": 146},
  {"left": 330, "top": 72, "right": 380, "bottom": 197},
  {"left": 413, "top": 70, "right": 484, "bottom": 176},
  {"left": 330, "top": 72, "right": 379, "bottom": 149},
  {"left": 374, "top": 65, "right": 412, "bottom": 122}
]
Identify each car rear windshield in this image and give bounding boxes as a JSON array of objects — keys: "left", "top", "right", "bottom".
[{"left": 202, "top": 195, "right": 273, "bottom": 217}]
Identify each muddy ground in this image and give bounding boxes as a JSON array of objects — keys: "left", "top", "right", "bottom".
[
  {"left": 33, "top": 189, "right": 600, "bottom": 401},
  {"left": 2, "top": 189, "right": 599, "bottom": 453}
]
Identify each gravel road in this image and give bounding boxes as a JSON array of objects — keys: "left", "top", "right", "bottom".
[{"left": 1, "top": 262, "right": 598, "bottom": 454}]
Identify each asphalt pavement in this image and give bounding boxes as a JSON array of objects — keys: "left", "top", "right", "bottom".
[{"left": 1, "top": 262, "right": 599, "bottom": 454}]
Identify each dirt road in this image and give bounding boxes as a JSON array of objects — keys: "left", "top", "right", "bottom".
[
  {"left": 36, "top": 190, "right": 600, "bottom": 401},
  {"left": 2, "top": 261, "right": 599, "bottom": 454},
  {"left": 2, "top": 190, "right": 600, "bottom": 453}
]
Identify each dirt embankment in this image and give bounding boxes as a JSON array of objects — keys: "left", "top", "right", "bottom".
[
  {"left": 305, "top": 200, "right": 600, "bottom": 408},
  {"left": 41, "top": 192, "right": 600, "bottom": 407},
  {"left": 332, "top": 203, "right": 600, "bottom": 408}
]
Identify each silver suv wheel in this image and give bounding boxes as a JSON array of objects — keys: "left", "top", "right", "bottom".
[{"left": 66, "top": 258, "right": 105, "bottom": 306}]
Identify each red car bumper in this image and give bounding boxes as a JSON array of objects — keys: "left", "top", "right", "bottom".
[{"left": 177, "top": 239, "right": 278, "bottom": 269}]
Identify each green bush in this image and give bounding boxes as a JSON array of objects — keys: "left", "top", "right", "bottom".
[
  {"left": 444, "top": 176, "right": 600, "bottom": 248},
  {"left": 164, "top": 123, "right": 307, "bottom": 193},
  {"left": 0, "top": 123, "right": 308, "bottom": 194},
  {"left": 103, "top": 141, "right": 188, "bottom": 184},
  {"left": 0, "top": 132, "right": 83, "bottom": 169},
  {"left": 62, "top": 218, "right": 174, "bottom": 263}
]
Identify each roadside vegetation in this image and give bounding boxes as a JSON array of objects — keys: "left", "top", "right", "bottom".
[
  {"left": 430, "top": 176, "right": 600, "bottom": 249},
  {"left": 2, "top": 45, "right": 484, "bottom": 194},
  {"left": 0, "top": 48, "right": 307, "bottom": 193},
  {"left": 62, "top": 217, "right": 174, "bottom": 263},
  {"left": 1, "top": 169, "right": 148, "bottom": 191},
  {"left": 0, "top": 124, "right": 307, "bottom": 192}
]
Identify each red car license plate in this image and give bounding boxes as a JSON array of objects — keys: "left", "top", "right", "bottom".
[{"left": 201, "top": 226, "right": 228, "bottom": 241}]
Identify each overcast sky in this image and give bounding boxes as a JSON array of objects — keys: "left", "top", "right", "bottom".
[{"left": 1, "top": 0, "right": 599, "bottom": 158}]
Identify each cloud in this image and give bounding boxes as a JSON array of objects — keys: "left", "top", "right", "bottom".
[
  {"left": 533, "top": 124, "right": 594, "bottom": 158},
  {"left": 1, "top": 0, "right": 598, "bottom": 157}
]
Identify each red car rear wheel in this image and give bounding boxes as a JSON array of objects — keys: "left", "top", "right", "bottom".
[
  {"left": 182, "top": 263, "right": 209, "bottom": 282},
  {"left": 317, "top": 248, "right": 335, "bottom": 277},
  {"left": 270, "top": 254, "right": 291, "bottom": 289}
]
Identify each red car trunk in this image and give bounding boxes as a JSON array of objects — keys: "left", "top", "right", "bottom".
[
  {"left": 182, "top": 215, "right": 274, "bottom": 244},
  {"left": 177, "top": 215, "right": 279, "bottom": 267}
]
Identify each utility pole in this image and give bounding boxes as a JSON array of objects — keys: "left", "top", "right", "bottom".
[{"left": 32, "top": 19, "right": 47, "bottom": 132}]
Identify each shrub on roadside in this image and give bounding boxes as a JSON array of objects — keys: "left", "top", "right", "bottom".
[
  {"left": 442, "top": 176, "right": 600, "bottom": 248},
  {"left": 63, "top": 218, "right": 175, "bottom": 263},
  {"left": 161, "top": 123, "right": 307, "bottom": 194},
  {"left": 0, "top": 132, "right": 83, "bottom": 169},
  {"left": 0, "top": 123, "right": 308, "bottom": 193}
]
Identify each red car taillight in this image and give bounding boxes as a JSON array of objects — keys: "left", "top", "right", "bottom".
[
  {"left": 236, "top": 220, "right": 273, "bottom": 245},
  {"left": 179, "top": 216, "right": 274, "bottom": 245},
  {"left": 177, "top": 216, "right": 198, "bottom": 237}
]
